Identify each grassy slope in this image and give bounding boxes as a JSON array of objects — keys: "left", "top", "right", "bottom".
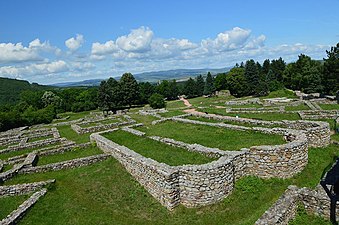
[
  {"left": 137, "top": 121, "right": 285, "bottom": 150},
  {"left": 103, "top": 130, "right": 214, "bottom": 166}
]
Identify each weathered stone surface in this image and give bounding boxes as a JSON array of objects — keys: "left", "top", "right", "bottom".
[
  {"left": 0, "top": 188, "right": 48, "bottom": 225},
  {"left": 0, "top": 179, "right": 54, "bottom": 197},
  {"left": 256, "top": 185, "right": 339, "bottom": 224}
]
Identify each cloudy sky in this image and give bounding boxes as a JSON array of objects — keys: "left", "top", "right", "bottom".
[{"left": 0, "top": 0, "right": 338, "bottom": 84}]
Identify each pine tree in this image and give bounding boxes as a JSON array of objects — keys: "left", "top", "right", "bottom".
[
  {"left": 244, "top": 59, "right": 260, "bottom": 95},
  {"left": 322, "top": 43, "right": 339, "bottom": 95},
  {"left": 184, "top": 78, "right": 197, "bottom": 98},
  {"left": 203, "top": 72, "right": 215, "bottom": 95},
  {"left": 196, "top": 75, "right": 205, "bottom": 96}
]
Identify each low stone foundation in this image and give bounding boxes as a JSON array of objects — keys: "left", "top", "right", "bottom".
[
  {"left": 256, "top": 185, "right": 339, "bottom": 224},
  {"left": 185, "top": 112, "right": 330, "bottom": 147},
  {"left": 0, "top": 188, "right": 48, "bottom": 225}
]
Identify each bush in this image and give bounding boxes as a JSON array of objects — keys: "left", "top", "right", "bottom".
[{"left": 148, "top": 94, "right": 166, "bottom": 109}]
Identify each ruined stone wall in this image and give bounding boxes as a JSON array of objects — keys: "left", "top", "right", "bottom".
[
  {"left": 186, "top": 113, "right": 330, "bottom": 147},
  {"left": 71, "top": 115, "right": 135, "bottom": 134},
  {"left": 18, "top": 154, "right": 109, "bottom": 175},
  {"left": 91, "top": 133, "right": 241, "bottom": 209},
  {"left": 256, "top": 185, "right": 339, "bottom": 224},
  {"left": 0, "top": 189, "right": 48, "bottom": 225},
  {"left": 0, "top": 179, "right": 55, "bottom": 197},
  {"left": 299, "top": 110, "right": 339, "bottom": 119}
]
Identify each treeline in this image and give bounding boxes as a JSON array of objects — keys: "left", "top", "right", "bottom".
[
  {"left": 215, "top": 43, "right": 339, "bottom": 97},
  {"left": 0, "top": 77, "right": 51, "bottom": 105},
  {"left": 97, "top": 72, "right": 216, "bottom": 112},
  {"left": 0, "top": 43, "right": 338, "bottom": 131},
  {"left": 0, "top": 87, "right": 98, "bottom": 131}
]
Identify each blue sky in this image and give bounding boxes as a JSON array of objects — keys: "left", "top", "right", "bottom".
[{"left": 0, "top": 0, "right": 338, "bottom": 84}]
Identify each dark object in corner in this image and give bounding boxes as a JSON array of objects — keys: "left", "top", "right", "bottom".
[{"left": 321, "top": 157, "right": 339, "bottom": 224}]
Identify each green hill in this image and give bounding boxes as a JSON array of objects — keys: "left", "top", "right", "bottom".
[{"left": 0, "top": 77, "right": 51, "bottom": 105}]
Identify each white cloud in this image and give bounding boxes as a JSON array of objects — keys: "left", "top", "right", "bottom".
[
  {"left": 0, "top": 42, "right": 40, "bottom": 63},
  {"left": 65, "top": 34, "right": 84, "bottom": 51},
  {"left": 0, "top": 60, "right": 68, "bottom": 78},
  {"left": 201, "top": 27, "right": 251, "bottom": 52},
  {"left": 91, "top": 40, "right": 118, "bottom": 56},
  {"left": 116, "top": 26, "right": 153, "bottom": 52}
]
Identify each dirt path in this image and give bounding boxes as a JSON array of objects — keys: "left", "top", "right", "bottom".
[{"left": 179, "top": 97, "right": 192, "bottom": 107}]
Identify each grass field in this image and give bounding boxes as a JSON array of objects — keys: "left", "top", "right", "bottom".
[
  {"left": 198, "top": 108, "right": 301, "bottom": 121},
  {"left": 318, "top": 104, "right": 339, "bottom": 110},
  {"left": 1, "top": 94, "right": 338, "bottom": 224},
  {"left": 285, "top": 104, "right": 310, "bottom": 111},
  {"left": 103, "top": 130, "right": 214, "bottom": 165},
  {"left": 166, "top": 100, "right": 187, "bottom": 109},
  {"left": 57, "top": 125, "right": 90, "bottom": 144},
  {"left": 5, "top": 142, "right": 338, "bottom": 225},
  {"left": 0, "top": 195, "right": 29, "bottom": 220},
  {"left": 137, "top": 121, "right": 285, "bottom": 150},
  {"left": 37, "top": 145, "right": 102, "bottom": 166}
]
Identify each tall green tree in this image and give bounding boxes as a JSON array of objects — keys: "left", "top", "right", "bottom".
[
  {"left": 283, "top": 54, "right": 323, "bottom": 93},
  {"left": 271, "top": 57, "right": 286, "bottom": 82},
  {"left": 244, "top": 59, "right": 260, "bottom": 95},
  {"left": 139, "top": 82, "right": 155, "bottom": 104},
  {"left": 183, "top": 77, "right": 197, "bottom": 98},
  {"left": 203, "top": 72, "right": 216, "bottom": 95},
  {"left": 226, "top": 67, "right": 247, "bottom": 97},
  {"left": 322, "top": 43, "right": 339, "bottom": 95},
  {"left": 196, "top": 75, "right": 205, "bottom": 96},
  {"left": 119, "top": 73, "right": 140, "bottom": 107},
  {"left": 214, "top": 73, "right": 227, "bottom": 91}
]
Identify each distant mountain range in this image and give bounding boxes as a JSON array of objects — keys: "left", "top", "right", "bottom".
[{"left": 51, "top": 67, "right": 231, "bottom": 87}]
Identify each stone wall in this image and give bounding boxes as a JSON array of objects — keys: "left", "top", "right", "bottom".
[
  {"left": 256, "top": 185, "right": 339, "bottom": 224},
  {"left": 0, "top": 137, "right": 68, "bottom": 154},
  {"left": 18, "top": 154, "right": 110, "bottom": 174},
  {"left": 0, "top": 179, "right": 55, "bottom": 197},
  {"left": 91, "top": 133, "right": 241, "bottom": 210},
  {"left": 71, "top": 115, "right": 135, "bottom": 134},
  {"left": 299, "top": 110, "right": 339, "bottom": 119},
  {"left": 91, "top": 118, "right": 311, "bottom": 209},
  {"left": 0, "top": 188, "right": 47, "bottom": 225},
  {"left": 185, "top": 112, "right": 330, "bottom": 147}
]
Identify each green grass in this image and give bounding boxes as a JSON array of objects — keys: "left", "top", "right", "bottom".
[
  {"left": 0, "top": 195, "right": 30, "bottom": 220},
  {"left": 159, "top": 110, "right": 186, "bottom": 117},
  {"left": 227, "top": 104, "right": 263, "bottom": 108},
  {"left": 318, "top": 104, "right": 339, "bottom": 110},
  {"left": 80, "top": 119, "right": 120, "bottom": 128},
  {"left": 57, "top": 125, "right": 90, "bottom": 144},
  {"left": 0, "top": 144, "right": 60, "bottom": 161},
  {"left": 199, "top": 108, "right": 301, "bottom": 121},
  {"left": 285, "top": 104, "right": 310, "bottom": 111},
  {"left": 2, "top": 143, "right": 339, "bottom": 225},
  {"left": 27, "top": 135, "right": 53, "bottom": 143},
  {"left": 166, "top": 100, "right": 186, "bottom": 109},
  {"left": 37, "top": 146, "right": 103, "bottom": 166},
  {"left": 1, "top": 163, "right": 13, "bottom": 172},
  {"left": 128, "top": 113, "right": 159, "bottom": 126},
  {"left": 189, "top": 96, "right": 234, "bottom": 108},
  {"left": 103, "top": 130, "right": 214, "bottom": 166},
  {"left": 2, "top": 159, "right": 288, "bottom": 225},
  {"left": 332, "top": 134, "right": 339, "bottom": 142},
  {"left": 262, "top": 89, "right": 297, "bottom": 99},
  {"left": 289, "top": 204, "right": 332, "bottom": 225},
  {"left": 55, "top": 110, "right": 94, "bottom": 122},
  {"left": 137, "top": 121, "right": 285, "bottom": 151}
]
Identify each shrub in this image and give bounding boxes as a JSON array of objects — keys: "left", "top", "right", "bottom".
[{"left": 148, "top": 93, "right": 166, "bottom": 109}]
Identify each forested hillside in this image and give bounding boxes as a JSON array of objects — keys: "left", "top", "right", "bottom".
[{"left": 0, "top": 77, "right": 51, "bottom": 105}]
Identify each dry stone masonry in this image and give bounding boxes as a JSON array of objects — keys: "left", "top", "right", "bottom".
[{"left": 91, "top": 114, "right": 314, "bottom": 210}]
